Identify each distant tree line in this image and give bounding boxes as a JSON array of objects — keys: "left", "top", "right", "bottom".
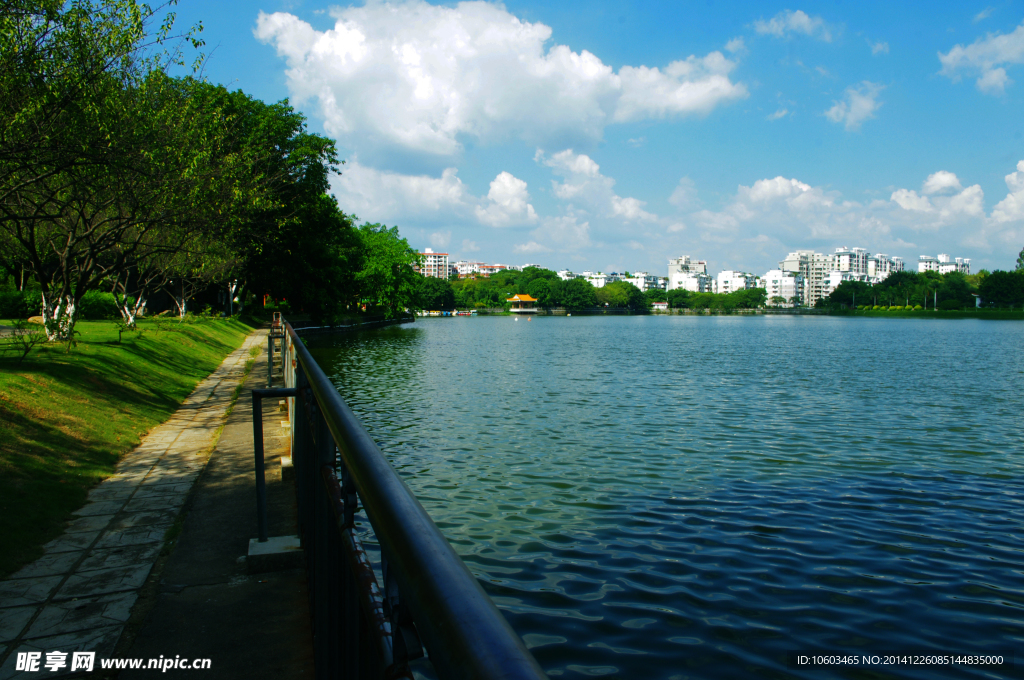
[
  {"left": 415, "top": 267, "right": 769, "bottom": 312},
  {"left": 0, "top": 1, "right": 420, "bottom": 341},
  {"left": 820, "top": 267, "right": 1024, "bottom": 310}
]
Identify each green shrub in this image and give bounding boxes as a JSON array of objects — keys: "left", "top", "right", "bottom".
[
  {"left": 0, "top": 291, "right": 38, "bottom": 319},
  {"left": 78, "top": 291, "right": 121, "bottom": 320},
  {"left": 938, "top": 299, "right": 962, "bottom": 311},
  {"left": 872, "top": 305, "right": 881, "bottom": 310},
  {"left": 913, "top": 304, "right": 923, "bottom": 310}
]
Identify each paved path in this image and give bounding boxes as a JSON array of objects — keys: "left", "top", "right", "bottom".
[
  {"left": 118, "top": 342, "right": 312, "bottom": 679},
  {"left": 0, "top": 329, "right": 267, "bottom": 679}
]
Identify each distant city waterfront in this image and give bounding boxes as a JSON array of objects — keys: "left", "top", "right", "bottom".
[{"left": 310, "top": 316, "right": 1024, "bottom": 679}]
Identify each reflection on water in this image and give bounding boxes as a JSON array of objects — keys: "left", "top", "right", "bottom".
[{"left": 308, "top": 316, "right": 1024, "bottom": 679}]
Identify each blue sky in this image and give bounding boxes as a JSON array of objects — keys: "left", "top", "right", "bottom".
[{"left": 170, "top": 0, "right": 1024, "bottom": 275}]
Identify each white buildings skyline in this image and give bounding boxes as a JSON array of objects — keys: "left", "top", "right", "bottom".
[
  {"left": 918, "top": 254, "right": 970, "bottom": 275},
  {"left": 428, "top": 245, "right": 971, "bottom": 304}
]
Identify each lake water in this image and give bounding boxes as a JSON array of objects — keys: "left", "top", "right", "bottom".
[{"left": 308, "top": 315, "right": 1024, "bottom": 679}]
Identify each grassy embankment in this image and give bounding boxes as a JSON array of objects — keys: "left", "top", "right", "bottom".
[
  {"left": 833, "top": 308, "right": 1024, "bottom": 320},
  {"left": 0, "top": 317, "right": 253, "bottom": 577}
]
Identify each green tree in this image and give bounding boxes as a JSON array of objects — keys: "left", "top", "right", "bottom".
[
  {"left": 355, "top": 224, "right": 420, "bottom": 318},
  {"left": 596, "top": 282, "right": 629, "bottom": 308},
  {"left": 732, "top": 288, "right": 767, "bottom": 308},
  {"left": 936, "top": 272, "right": 975, "bottom": 308},
  {"left": 644, "top": 288, "right": 667, "bottom": 304},
  {"left": 2, "top": 71, "right": 230, "bottom": 340},
  {"left": 207, "top": 84, "right": 352, "bottom": 320},
  {"left": 248, "top": 193, "right": 361, "bottom": 323},
  {"left": 689, "top": 292, "right": 715, "bottom": 310},
  {"left": 667, "top": 288, "right": 691, "bottom": 308},
  {"left": 526, "top": 278, "right": 553, "bottom": 306},
  {"left": 770, "top": 295, "right": 786, "bottom": 307},
  {"left": 622, "top": 282, "right": 651, "bottom": 311},
  {"left": 1017, "top": 247, "right": 1024, "bottom": 271},
  {"left": 416, "top": 276, "right": 455, "bottom": 311},
  {"left": 824, "top": 280, "right": 872, "bottom": 308},
  {"left": 979, "top": 270, "right": 1024, "bottom": 307},
  {"left": 875, "top": 270, "right": 919, "bottom": 307},
  {"left": 0, "top": 1, "right": 205, "bottom": 341},
  {"left": 559, "top": 277, "right": 597, "bottom": 311},
  {"left": 517, "top": 266, "right": 558, "bottom": 294}
]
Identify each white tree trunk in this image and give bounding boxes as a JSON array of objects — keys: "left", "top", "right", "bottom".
[
  {"left": 227, "top": 280, "right": 238, "bottom": 316},
  {"left": 117, "top": 295, "right": 146, "bottom": 329},
  {"left": 40, "top": 291, "right": 76, "bottom": 342}
]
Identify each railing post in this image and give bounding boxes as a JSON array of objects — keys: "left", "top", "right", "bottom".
[
  {"left": 339, "top": 460, "right": 360, "bottom": 680},
  {"left": 252, "top": 394, "right": 269, "bottom": 543},
  {"left": 267, "top": 333, "right": 274, "bottom": 388}
]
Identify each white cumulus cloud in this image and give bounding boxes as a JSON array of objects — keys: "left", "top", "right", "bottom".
[
  {"left": 331, "top": 160, "right": 471, "bottom": 222},
  {"left": 254, "top": 1, "right": 746, "bottom": 160},
  {"left": 687, "top": 168, "right": 1006, "bottom": 260},
  {"left": 992, "top": 160, "right": 1024, "bottom": 223},
  {"left": 331, "top": 161, "right": 540, "bottom": 231},
  {"left": 870, "top": 40, "right": 890, "bottom": 55},
  {"left": 890, "top": 189, "right": 933, "bottom": 212},
  {"left": 540, "top": 149, "right": 658, "bottom": 222},
  {"left": 825, "top": 81, "right": 884, "bottom": 131},
  {"left": 519, "top": 214, "right": 592, "bottom": 252},
  {"left": 474, "top": 172, "right": 538, "bottom": 227},
  {"left": 891, "top": 178, "right": 984, "bottom": 223},
  {"left": 922, "top": 170, "right": 963, "bottom": 195},
  {"left": 742, "top": 176, "right": 812, "bottom": 202},
  {"left": 754, "top": 10, "right": 832, "bottom": 41},
  {"left": 668, "top": 177, "right": 697, "bottom": 208},
  {"left": 938, "top": 20, "right": 1024, "bottom": 95}
]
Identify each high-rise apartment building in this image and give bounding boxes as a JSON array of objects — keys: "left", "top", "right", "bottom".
[
  {"left": 867, "top": 253, "right": 905, "bottom": 280},
  {"left": 832, "top": 247, "right": 869, "bottom": 276},
  {"left": 667, "top": 256, "right": 713, "bottom": 292},
  {"left": 779, "top": 250, "right": 831, "bottom": 306},
  {"left": 622, "top": 272, "right": 666, "bottom": 292},
  {"left": 716, "top": 270, "right": 757, "bottom": 294},
  {"left": 417, "top": 248, "right": 450, "bottom": 279},
  {"left": 918, "top": 254, "right": 970, "bottom": 275},
  {"left": 761, "top": 270, "right": 804, "bottom": 306}
]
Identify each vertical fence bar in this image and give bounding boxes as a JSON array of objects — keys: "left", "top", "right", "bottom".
[
  {"left": 252, "top": 395, "right": 268, "bottom": 543},
  {"left": 267, "top": 333, "right": 274, "bottom": 388},
  {"left": 340, "top": 459, "right": 360, "bottom": 680}
]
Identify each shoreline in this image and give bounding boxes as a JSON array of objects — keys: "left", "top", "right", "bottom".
[{"left": 433, "top": 308, "right": 1024, "bottom": 319}]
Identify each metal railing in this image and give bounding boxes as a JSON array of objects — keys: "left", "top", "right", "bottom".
[{"left": 274, "top": 320, "right": 548, "bottom": 680}]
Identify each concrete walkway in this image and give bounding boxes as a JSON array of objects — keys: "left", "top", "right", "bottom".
[
  {"left": 0, "top": 329, "right": 268, "bottom": 679},
  {"left": 117, "top": 337, "right": 312, "bottom": 679}
]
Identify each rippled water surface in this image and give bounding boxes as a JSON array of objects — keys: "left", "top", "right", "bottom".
[{"left": 308, "top": 316, "right": 1024, "bottom": 679}]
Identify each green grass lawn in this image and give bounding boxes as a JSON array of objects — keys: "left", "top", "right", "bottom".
[{"left": 0, "top": 317, "right": 253, "bottom": 577}]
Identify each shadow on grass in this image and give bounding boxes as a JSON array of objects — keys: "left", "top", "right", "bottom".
[
  {"left": 0, "top": 318, "right": 252, "bottom": 577},
  {"left": 0, "top": 404, "right": 121, "bottom": 576}
]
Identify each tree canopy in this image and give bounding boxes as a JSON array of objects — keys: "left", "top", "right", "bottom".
[
  {"left": 820, "top": 269, "right": 1024, "bottom": 310},
  {"left": 1, "top": 1, "right": 426, "bottom": 334}
]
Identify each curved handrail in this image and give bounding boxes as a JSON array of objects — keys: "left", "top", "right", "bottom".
[{"left": 286, "top": 322, "right": 548, "bottom": 680}]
